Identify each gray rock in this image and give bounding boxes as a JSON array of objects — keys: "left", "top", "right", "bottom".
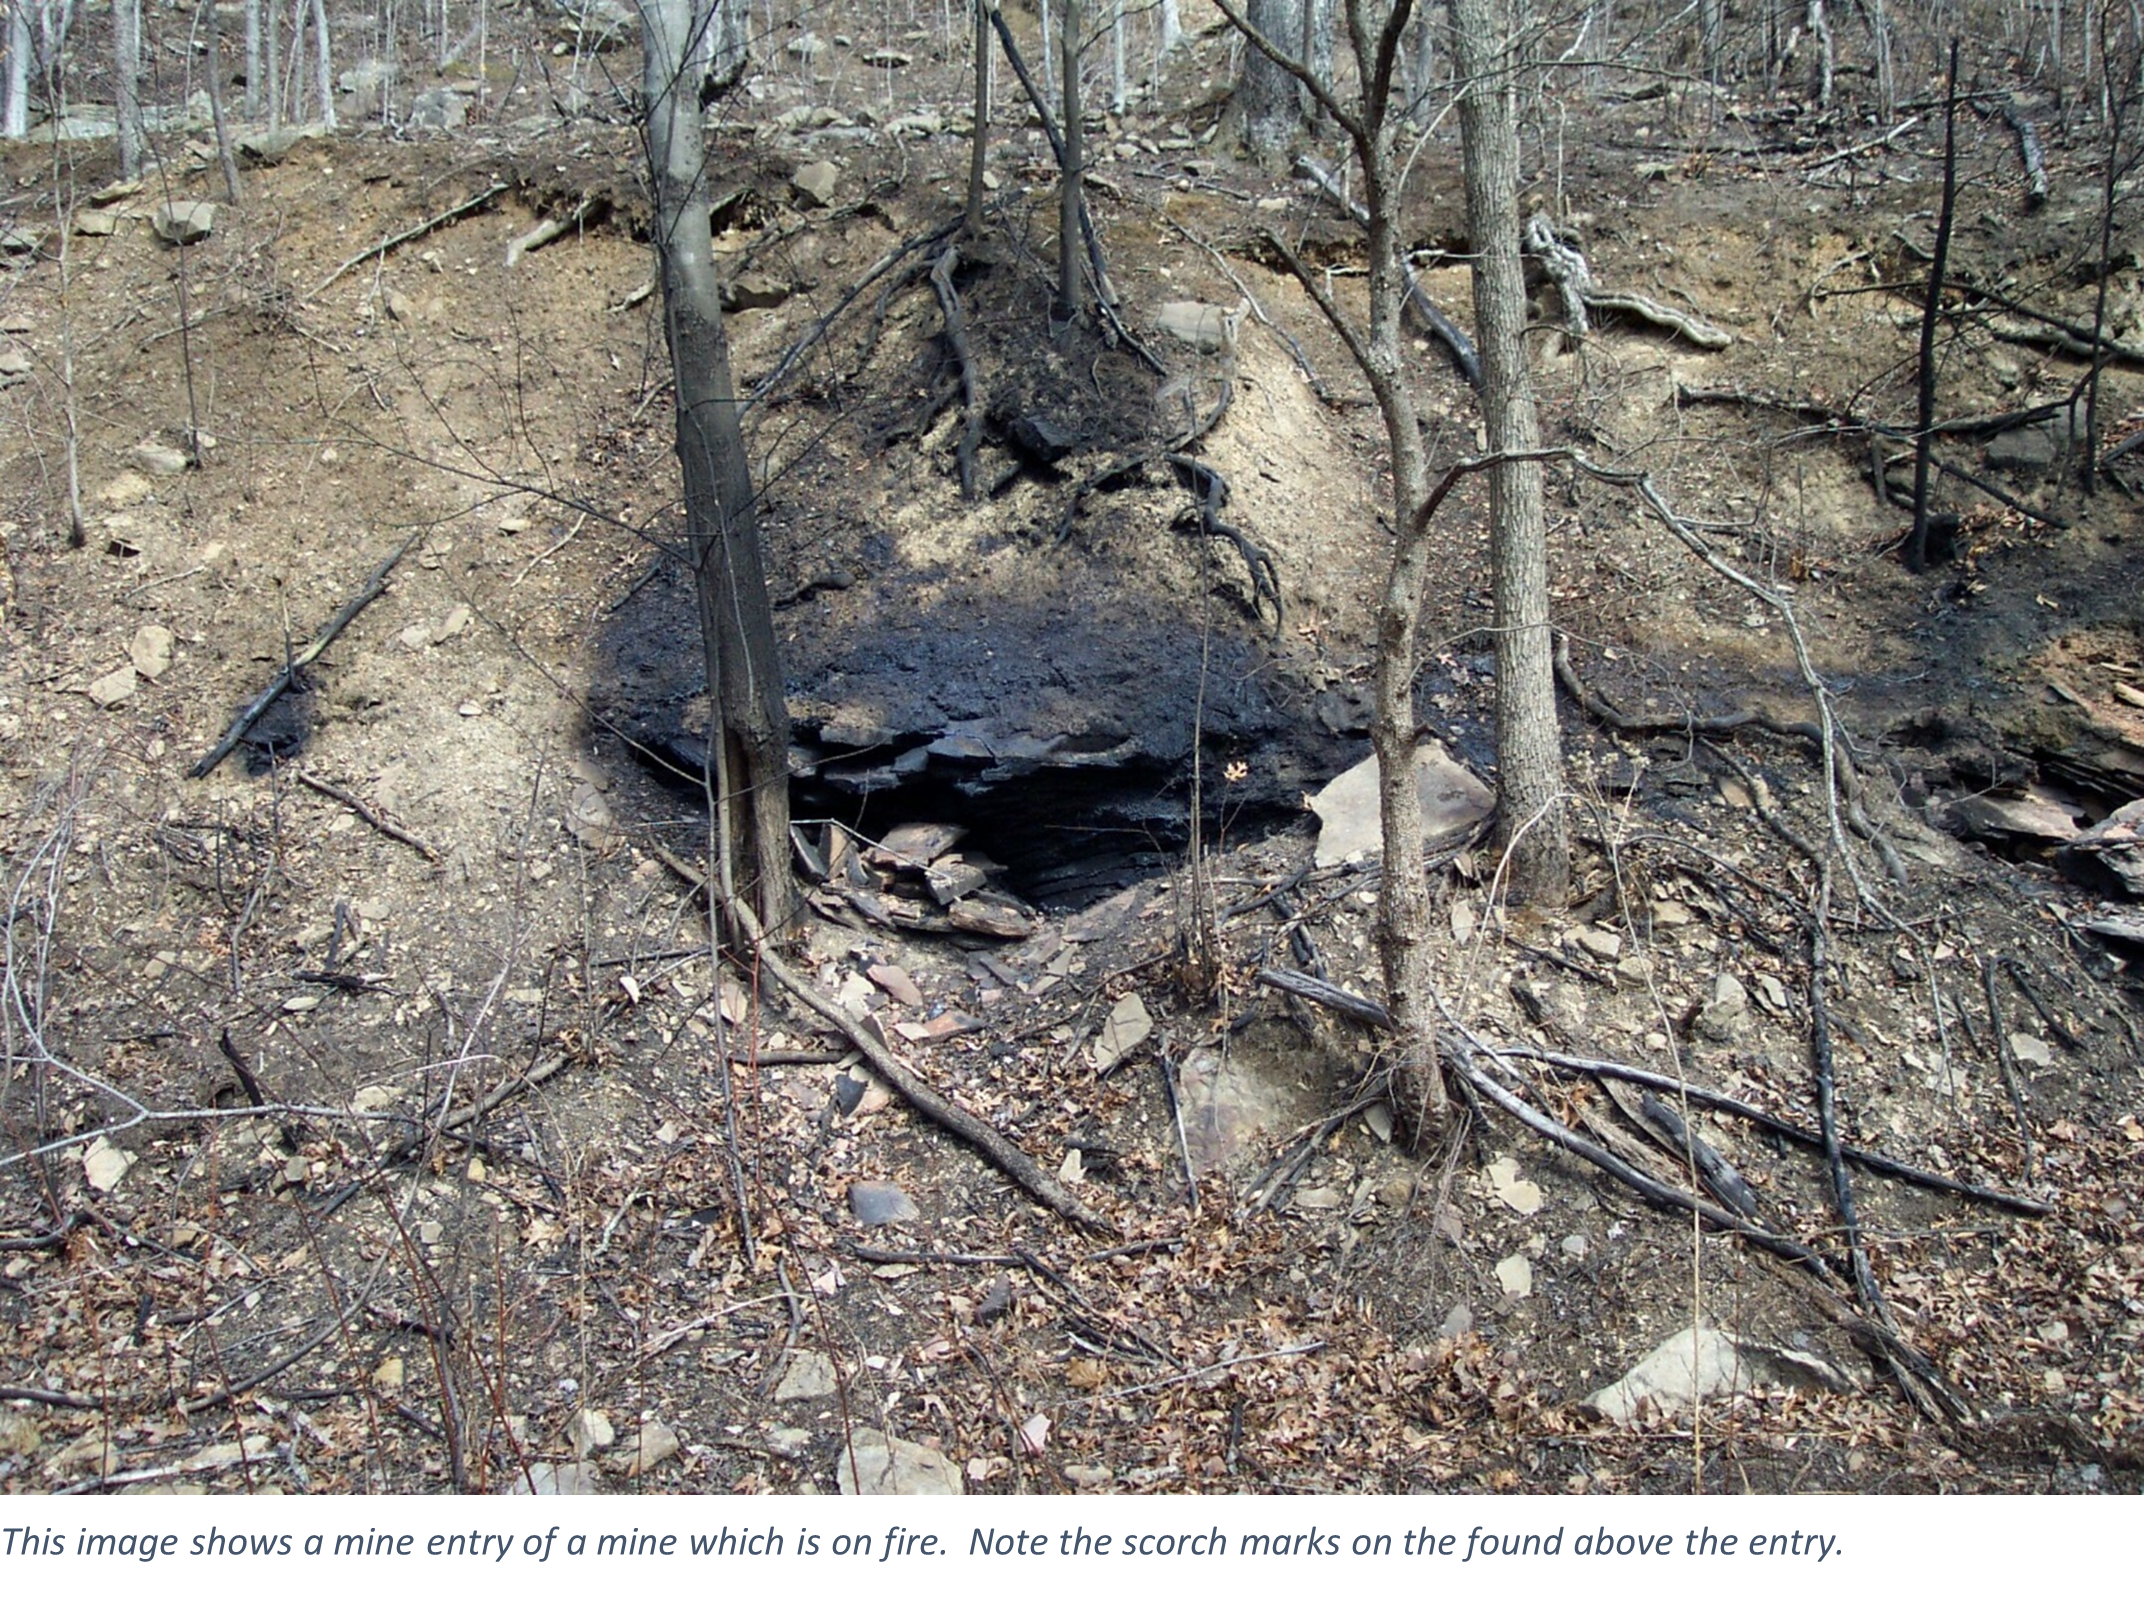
[
  {"left": 1308, "top": 743, "right": 1496, "bottom": 868},
  {"left": 2057, "top": 799, "right": 2144, "bottom": 897},
  {"left": 1586, "top": 1326, "right": 1854, "bottom": 1426},
  {"left": 766, "top": 1425, "right": 814, "bottom": 1457},
  {"left": 131, "top": 441, "right": 190, "bottom": 477},
  {"left": 408, "top": 88, "right": 469, "bottom": 130},
  {"left": 502, "top": 1460, "right": 601, "bottom": 1495},
  {"left": 565, "top": 1406, "right": 614, "bottom": 1459},
  {"left": 153, "top": 201, "right": 216, "bottom": 246},
  {"left": 129, "top": 624, "right": 175, "bottom": 680},
  {"left": 237, "top": 127, "right": 312, "bottom": 166},
  {"left": 791, "top": 160, "right": 841, "bottom": 210},
  {"left": 721, "top": 271, "right": 791, "bottom": 312},
  {"left": 1692, "top": 972, "right": 1749, "bottom": 1043},
  {"left": 608, "top": 1418, "right": 680, "bottom": 1477},
  {"left": 73, "top": 208, "right": 119, "bottom": 237},
  {"left": 1986, "top": 403, "right": 2080, "bottom": 472},
  {"left": 848, "top": 1180, "right": 918, "bottom": 1225},
  {"left": 773, "top": 1350, "right": 837, "bottom": 1402},
  {"left": 1153, "top": 298, "right": 1247, "bottom": 355},
  {"left": 836, "top": 1427, "right": 962, "bottom": 1496}
]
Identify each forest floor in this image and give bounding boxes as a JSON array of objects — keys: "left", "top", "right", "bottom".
[{"left": 2, "top": 17, "right": 2142, "bottom": 1496}]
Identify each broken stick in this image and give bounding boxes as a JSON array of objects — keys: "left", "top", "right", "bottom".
[
  {"left": 309, "top": 181, "right": 509, "bottom": 299},
  {"left": 928, "top": 244, "right": 985, "bottom": 499},
  {"left": 190, "top": 532, "right": 422, "bottom": 779}
]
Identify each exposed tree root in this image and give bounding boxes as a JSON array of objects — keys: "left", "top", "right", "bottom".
[
  {"left": 744, "top": 220, "right": 959, "bottom": 418},
  {"left": 1525, "top": 214, "right": 1734, "bottom": 349},
  {"left": 1251, "top": 965, "right": 1971, "bottom": 1421}
]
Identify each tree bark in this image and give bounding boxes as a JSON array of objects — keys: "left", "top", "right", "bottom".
[
  {"left": 113, "top": 0, "right": 140, "bottom": 180},
  {"left": 4, "top": 1, "right": 30, "bottom": 139},
  {"left": 243, "top": 0, "right": 260, "bottom": 119},
  {"left": 1056, "top": 0, "right": 1084, "bottom": 324},
  {"left": 309, "top": 0, "right": 334, "bottom": 128},
  {"left": 1231, "top": 0, "right": 1304, "bottom": 164},
  {"left": 203, "top": 0, "right": 242, "bottom": 203},
  {"left": 1450, "top": 0, "right": 1567, "bottom": 907},
  {"left": 639, "top": 0, "right": 795, "bottom": 935},
  {"left": 967, "top": 0, "right": 993, "bottom": 234}
]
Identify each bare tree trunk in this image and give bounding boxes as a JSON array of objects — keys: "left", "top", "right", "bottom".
[
  {"left": 244, "top": 0, "right": 260, "bottom": 118},
  {"left": 309, "top": 0, "right": 333, "bottom": 127},
  {"left": 638, "top": 0, "right": 795, "bottom": 935},
  {"left": 265, "top": 0, "right": 279, "bottom": 129},
  {"left": 1110, "top": 0, "right": 1126, "bottom": 113},
  {"left": 967, "top": 0, "right": 993, "bottom": 233},
  {"left": 1056, "top": 0, "right": 1083, "bottom": 323},
  {"left": 1231, "top": 0, "right": 1303, "bottom": 163},
  {"left": 204, "top": 0, "right": 242, "bottom": 202},
  {"left": 4, "top": 2, "right": 30, "bottom": 138},
  {"left": 1805, "top": 0, "right": 1834, "bottom": 107},
  {"left": 1450, "top": 0, "right": 1567, "bottom": 907},
  {"left": 1297, "top": 0, "right": 1331, "bottom": 125},
  {"left": 1908, "top": 42, "right": 1960, "bottom": 561},
  {"left": 114, "top": 0, "right": 141, "bottom": 179}
]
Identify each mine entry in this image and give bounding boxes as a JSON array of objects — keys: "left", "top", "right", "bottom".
[{"left": 647, "top": 724, "right": 1297, "bottom": 922}]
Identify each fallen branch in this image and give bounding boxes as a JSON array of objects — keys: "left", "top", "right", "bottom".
[
  {"left": 753, "top": 939, "right": 1108, "bottom": 1232},
  {"left": 745, "top": 221, "right": 958, "bottom": 418},
  {"left": 189, "top": 532, "right": 422, "bottom": 778},
  {"left": 656, "top": 839, "right": 1103, "bottom": 1233},
  {"left": 294, "top": 770, "right": 442, "bottom": 861},
  {"left": 1254, "top": 969, "right": 2050, "bottom": 1214},
  {"left": 1980, "top": 955, "right": 2038, "bottom": 1179},
  {"left": 310, "top": 181, "right": 509, "bottom": 299},
  {"left": 1298, "top": 156, "right": 1481, "bottom": 386},
  {"left": 928, "top": 244, "right": 985, "bottom": 499},
  {"left": 1437, "top": 1029, "right": 1963, "bottom": 1419},
  {"left": 505, "top": 195, "right": 602, "bottom": 268},
  {"left": 2000, "top": 96, "right": 2049, "bottom": 212}
]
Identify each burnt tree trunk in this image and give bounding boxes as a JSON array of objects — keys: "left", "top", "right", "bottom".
[
  {"left": 1450, "top": 0, "right": 1568, "bottom": 906},
  {"left": 640, "top": 0, "right": 795, "bottom": 935}
]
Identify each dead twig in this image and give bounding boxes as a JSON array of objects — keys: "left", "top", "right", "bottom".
[
  {"left": 1979, "top": 956, "right": 2037, "bottom": 1180},
  {"left": 1297, "top": 156, "right": 1481, "bottom": 386},
  {"left": 928, "top": 244, "right": 984, "bottom": 500},
  {"left": 309, "top": 182, "right": 509, "bottom": 299},
  {"left": 293, "top": 770, "right": 442, "bottom": 862},
  {"left": 190, "top": 533, "right": 422, "bottom": 779}
]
